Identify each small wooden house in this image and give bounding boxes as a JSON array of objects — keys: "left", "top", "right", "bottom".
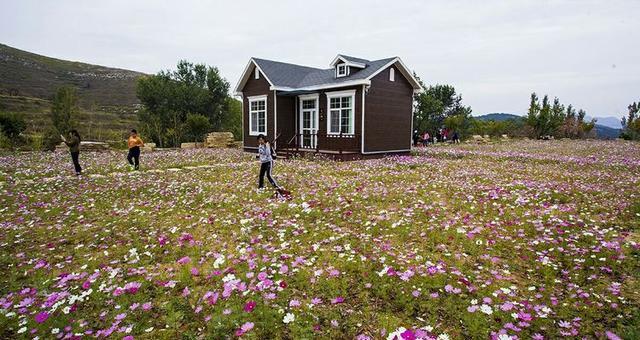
[{"left": 234, "top": 54, "right": 422, "bottom": 158}]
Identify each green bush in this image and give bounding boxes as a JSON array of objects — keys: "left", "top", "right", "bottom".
[
  {"left": 0, "top": 112, "right": 27, "bottom": 139},
  {"left": 42, "top": 127, "right": 62, "bottom": 151},
  {"left": 0, "top": 130, "right": 11, "bottom": 150}
]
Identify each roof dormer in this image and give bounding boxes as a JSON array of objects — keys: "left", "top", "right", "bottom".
[{"left": 331, "top": 54, "right": 367, "bottom": 78}]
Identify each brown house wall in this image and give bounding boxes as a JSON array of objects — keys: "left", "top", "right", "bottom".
[
  {"left": 242, "top": 65, "right": 274, "bottom": 149},
  {"left": 364, "top": 62, "right": 414, "bottom": 152}
]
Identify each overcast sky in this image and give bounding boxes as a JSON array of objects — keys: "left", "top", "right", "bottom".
[{"left": 1, "top": 0, "right": 638, "bottom": 118}]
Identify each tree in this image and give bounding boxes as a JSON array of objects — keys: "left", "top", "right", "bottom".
[
  {"left": 136, "top": 60, "right": 231, "bottom": 147},
  {"left": 621, "top": 101, "right": 640, "bottom": 140},
  {"left": 50, "top": 86, "right": 79, "bottom": 134},
  {"left": 184, "top": 113, "right": 212, "bottom": 143},
  {"left": 526, "top": 93, "right": 593, "bottom": 139},
  {"left": 413, "top": 74, "right": 472, "bottom": 137},
  {"left": 221, "top": 97, "right": 242, "bottom": 140},
  {"left": 0, "top": 112, "right": 27, "bottom": 139}
]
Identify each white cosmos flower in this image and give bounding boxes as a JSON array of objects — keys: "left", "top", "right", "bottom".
[
  {"left": 480, "top": 304, "right": 493, "bottom": 315},
  {"left": 17, "top": 327, "right": 27, "bottom": 334},
  {"left": 283, "top": 312, "right": 295, "bottom": 324}
]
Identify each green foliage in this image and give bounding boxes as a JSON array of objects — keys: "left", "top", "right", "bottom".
[
  {"left": 42, "top": 127, "right": 62, "bottom": 151},
  {"left": 468, "top": 117, "right": 527, "bottom": 137},
  {"left": 136, "top": 60, "right": 232, "bottom": 147},
  {"left": 621, "top": 101, "right": 640, "bottom": 140},
  {"left": 527, "top": 92, "right": 595, "bottom": 139},
  {"left": 222, "top": 98, "right": 242, "bottom": 141},
  {"left": 413, "top": 74, "right": 472, "bottom": 136},
  {"left": 184, "top": 113, "right": 212, "bottom": 143},
  {"left": 0, "top": 130, "right": 10, "bottom": 149},
  {"left": 50, "top": 86, "right": 79, "bottom": 135},
  {"left": 0, "top": 112, "right": 26, "bottom": 140}
]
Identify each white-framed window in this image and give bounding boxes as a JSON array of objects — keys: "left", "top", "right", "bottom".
[
  {"left": 248, "top": 95, "right": 267, "bottom": 136},
  {"left": 336, "top": 63, "right": 348, "bottom": 77},
  {"left": 326, "top": 89, "right": 355, "bottom": 135},
  {"left": 254, "top": 67, "right": 260, "bottom": 79},
  {"left": 389, "top": 67, "right": 395, "bottom": 81}
]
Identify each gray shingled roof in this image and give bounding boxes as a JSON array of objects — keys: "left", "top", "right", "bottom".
[{"left": 253, "top": 56, "right": 396, "bottom": 90}]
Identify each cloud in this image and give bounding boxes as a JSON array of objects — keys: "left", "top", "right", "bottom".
[{"left": 1, "top": 0, "right": 638, "bottom": 117}]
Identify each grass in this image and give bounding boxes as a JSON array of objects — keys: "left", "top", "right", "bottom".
[{"left": 0, "top": 140, "right": 638, "bottom": 339}]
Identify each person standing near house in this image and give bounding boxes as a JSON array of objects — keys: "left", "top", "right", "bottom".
[
  {"left": 127, "top": 129, "right": 144, "bottom": 170},
  {"left": 422, "top": 131, "right": 430, "bottom": 146},
  {"left": 452, "top": 131, "right": 460, "bottom": 144},
  {"left": 61, "top": 129, "right": 82, "bottom": 176},
  {"left": 413, "top": 130, "right": 420, "bottom": 147},
  {"left": 256, "top": 134, "right": 280, "bottom": 189}
]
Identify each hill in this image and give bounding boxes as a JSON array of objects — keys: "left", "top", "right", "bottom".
[
  {"left": 0, "top": 43, "right": 145, "bottom": 142},
  {"left": 475, "top": 113, "right": 524, "bottom": 122},
  {"left": 0, "top": 43, "right": 145, "bottom": 106}
]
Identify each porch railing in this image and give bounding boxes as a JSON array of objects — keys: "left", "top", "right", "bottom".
[{"left": 283, "top": 132, "right": 360, "bottom": 158}]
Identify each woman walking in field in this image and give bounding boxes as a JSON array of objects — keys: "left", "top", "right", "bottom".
[
  {"left": 61, "top": 129, "right": 82, "bottom": 176},
  {"left": 256, "top": 134, "right": 280, "bottom": 190},
  {"left": 127, "top": 129, "right": 144, "bottom": 170}
]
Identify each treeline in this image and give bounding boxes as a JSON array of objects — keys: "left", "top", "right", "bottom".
[
  {"left": 136, "top": 60, "right": 241, "bottom": 147},
  {"left": 621, "top": 101, "right": 640, "bottom": 140},
  {"left": 411, "top": 80, "right": 607, "bottom": 140},
  {"left": 525, "top": 93, "right": 595, "bottom": 139}
]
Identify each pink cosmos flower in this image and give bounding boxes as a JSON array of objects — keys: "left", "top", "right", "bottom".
[
  {"left": 142, "top": 302, "right": 152, "bottom": 311},
  {"left": 244, "top": 300, "right": 257, "bottom": 312},
  {"left": 191, "top": 267, "right": 200, "bottom": 276},
  {"left": 331, "top": 297, "right": 344, "bottom": 304},
  {"left": 34, "top": 311, "right": 49, "bottom": 323},
  {"left": 177, "top": 256, "right": 191, "bottom": 265}
]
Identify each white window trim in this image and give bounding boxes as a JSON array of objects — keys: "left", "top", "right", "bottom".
[
  {"left": 254, "top": 67, "right": 259, "bottom": 79},
  {"left": 336, "top": 63, "right": 348, "bottom": 77},
  {"left": 326, "top": 89, "right": 356, "bottom": 135},
  {"left": 248, "top": 95, "right": 267, "bottom": 136},
  {"left": 389, "top": 67, "right": 395, "bottom": 81}
]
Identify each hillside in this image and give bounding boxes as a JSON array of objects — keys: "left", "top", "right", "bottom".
[
  {"left": 0, "top": 43, "right": 145, "bottom": 106},
  {"left": 0, "top": 43, "right": 144, "bottom": 142},
  {"left": 475, "top": 113, "right": 524, "bottom": 122}
]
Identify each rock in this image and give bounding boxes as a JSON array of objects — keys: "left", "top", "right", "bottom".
[
  {"left": 204, "top": 132, "right": 235, "bottom": 148},
  {"left": 501, "top": 134, "right": 509, "bottom": 139},
  {"left": 142, "top": 142, "right": 156, "bottom": 152},
  {"left": 55, "top": 141, "right": 110, "bottom": 152},
  {"left": 180, "top": 142, "right": 204, "bottom": 149}
]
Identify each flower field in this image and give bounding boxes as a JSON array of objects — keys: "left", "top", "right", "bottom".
[{"left": 1, "top": 140, "right": 639, "bottom": 339}]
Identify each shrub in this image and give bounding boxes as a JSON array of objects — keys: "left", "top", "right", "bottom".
[{"left": 0, "top": 112, "right": 27, "bottom": 139}]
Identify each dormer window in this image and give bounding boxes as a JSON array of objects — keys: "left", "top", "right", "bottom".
[{"left": 336, "top": 64, "right": 348, "bottom": 78}]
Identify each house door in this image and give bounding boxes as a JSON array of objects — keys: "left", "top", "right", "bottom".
[{"left": 299, "top": 95, "right": 319, "bottom": 148}]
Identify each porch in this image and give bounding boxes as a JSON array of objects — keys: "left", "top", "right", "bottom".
[
  {"left": 274, "top": 88, "right": 363, "bottom": 157},
  {"left": 278, "top": 132, "right": 361, "bottom": 159}
]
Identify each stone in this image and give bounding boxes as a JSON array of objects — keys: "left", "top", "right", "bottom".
[
  {"left": 180, "top": 142, "right": 204, "bottom": 149},
  {"left": 204, "top": 132, "right": 235, "bottom": 148},
  {"left": 55, "top": 141, "right": 110, "bottom": 152}
]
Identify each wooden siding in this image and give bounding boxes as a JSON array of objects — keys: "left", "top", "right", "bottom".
[
  {"left": 275, "top": 95, "right": 295, "bottom": 147},
  {"left": 241, "top": 65, "right": 273, "bottom": 149},
  {"left": 364, "top": 62, "right": 414, "bottom": 152}
]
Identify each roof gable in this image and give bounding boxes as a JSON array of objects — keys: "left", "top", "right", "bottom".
[{"left": 234, "top": 55, "right": 422, "bottom": 95}]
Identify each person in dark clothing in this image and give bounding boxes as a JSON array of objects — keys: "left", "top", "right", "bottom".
[
  {"left": 127, "top": 129, "right": 144, "bottom": 170},
  {"left": 412, "top": 130, "right": 419, "bottom": 146},
  {"left": 256, "top": 134, "right": 279, "bottom": 189},
  {"left": 61, "top": 130, "right": 82, "bottom": 176},
  {"left": 452, "top": 131, "right": 460, "bottom": 144}
]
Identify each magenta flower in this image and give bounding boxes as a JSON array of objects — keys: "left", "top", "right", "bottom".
[
  {"left": 244, "top": 300, "right": 257, "bottom": 312},
  {"left": 177, "top": 256, "right": 191, "bottom": 265},
  {"left": 34, "top": 311, "right": 49, "bottom": 323}
]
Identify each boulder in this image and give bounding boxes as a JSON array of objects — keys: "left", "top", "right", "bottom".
[
  {"left": 204, "top": 132, "right": 235, "bottom": 148},
  {"left": 55, "top": 141, "right": 110, "bottom": 152},
  {"left": 181, "top": 142, "right": 204, "bottom": 149},
  {"left": 142, "top": 142, "right": 156, "bottom": 152}
]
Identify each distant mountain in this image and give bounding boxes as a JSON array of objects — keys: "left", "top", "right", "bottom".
[
  {"left": 593, "top": 124, "right": 621, "bottom": 139},
  {"left": 0, "top": 43, "right": 145, "bottom": 107},
  {"left": 475, "top": 113, "right": 524, "bottom": 121},
  {"left": 586, "top": 116, "right": 622, "bottom": 129}
]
